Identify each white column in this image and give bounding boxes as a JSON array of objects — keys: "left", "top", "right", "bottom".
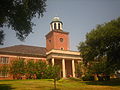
[
  {"left": 62, "top": 59, "right": 66, "bottom": 78},
  {"left": 50, "top": 24, "right": 52, "bottom": 31},
  {"left": 56, "top": 22, "right": 58, "bottom": 29},
  {"left": 52, "top": 58, "right": 54, "bottom": 66},
  {"left": 72, "top": 60, "right": 75, "bottom": 77},
  {"left": 60, "top": 23, "right": 63, "bottom": 30},
  {"left": 52, "top": 23, "right": 54, "bottom": 30}
]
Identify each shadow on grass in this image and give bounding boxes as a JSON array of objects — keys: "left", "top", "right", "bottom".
[
  {"left": 50, "top": 88, "right": 60, "bottom": 90},
  {"left": 0, "top": 84, "right": 14, "bottom": 90},
  {"left": 36, "top": 86, "right": 60, "bottom": 90},
  {"left": 85, "top": 78, "right": 120, "bottom": 86},
  {"left": 68, "top": 77, "right": 82, "bottom": 81}
]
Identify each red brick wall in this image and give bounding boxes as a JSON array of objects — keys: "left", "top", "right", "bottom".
[
  {"left": 0, "top": 55, "right": 46, "bottom": 80},
  {"left": 46, "top": 32, "right": 54, "bottom": 51},
  {"left": 46, "top": 31, "right": 69, "bottom": 51}
]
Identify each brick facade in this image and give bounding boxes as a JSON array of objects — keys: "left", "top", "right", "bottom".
[
  {"left": 46, "top": 30, "right": 69, "bottom": 51},
  {"left": 0, "top": 54, "right": 46, "bottom": 80}
]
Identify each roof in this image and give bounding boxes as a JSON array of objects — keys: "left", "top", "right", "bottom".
[
  {"left": 0, "top": 45, "right": 47, "bottom": 57},
  {"left": 52, "top": 17, "right": 60, "bottom": 21}
]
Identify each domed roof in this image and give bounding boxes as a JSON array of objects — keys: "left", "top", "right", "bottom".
[{"left": 52, "top": 17, "right": 60, "bottom": 21}]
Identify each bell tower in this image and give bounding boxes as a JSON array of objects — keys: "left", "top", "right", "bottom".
[{"left": 46, "top": 17, "right": 69, "bottom": 51}]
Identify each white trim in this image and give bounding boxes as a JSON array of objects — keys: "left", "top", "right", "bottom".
[{"left": 0, "top": 55, "right": 45, "bottom": 60}]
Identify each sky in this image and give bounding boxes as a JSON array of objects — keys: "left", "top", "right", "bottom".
[{"left": 1, "top": 0, "right": 120, "bottom": 51}]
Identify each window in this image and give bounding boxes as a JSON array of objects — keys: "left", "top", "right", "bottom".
[
  {"left": 0, "top": 71, "right": 8, "bottom": 77},
  {"left": 0, "top": 57, "right": 9, "bottom": 64},
  {"left": 61, "top": 48, "right": 64, "bottom": 50},
  {"left": 58, "top": 23, "right": 60, "bottom": 29},
  {"left": 60, "top": 38, "right": 63, "bottom": 42},
  {"left": 54, "top": 23, "right": 56, "bottom": 30},
  {"left": 49, "top": 40, "right": 51, "bottom": 43}
]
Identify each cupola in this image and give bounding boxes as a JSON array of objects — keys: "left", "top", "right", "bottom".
[{"left": 50, "top": 17, "right": 63, "bottom": 31}]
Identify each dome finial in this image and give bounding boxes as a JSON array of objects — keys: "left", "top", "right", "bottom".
[{"left": 52, "top": 17, "right": 60, "bottom": 21}]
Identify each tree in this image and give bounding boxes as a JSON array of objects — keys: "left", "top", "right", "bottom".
[
  {"left": 0, "top": 0, "right": 47, "bottom": 44},
  {"left": 35, "top": 60, "right": 47, "bottom": 79},
  {"left": 10, "top": 58, "right": 26, "bottom": 79},
  {"left": 78, "top": 17, "right": 120, "bottom": 76},
  {"left": 75, "top": 62, "right": 84, "bottom": 78},
  {"left": 87, "top": 58, "right": 112, "bottom": 81},
  {"left": 25, "top": 60, "right": 36, "bottom": 79},
  {"left": 43, "top": 65, "right": 60, "bottom": 90},
  {"left": 0, "top": 64, "right": 9, "bottom": 78}
]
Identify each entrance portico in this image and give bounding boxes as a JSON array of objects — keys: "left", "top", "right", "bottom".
[{"left": 46, "top": 49, "right": 82, "bottom": 78}]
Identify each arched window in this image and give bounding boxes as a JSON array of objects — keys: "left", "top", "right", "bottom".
[
  {"left": 61, "top": 48, "right": 64, "bottom": 50},
  {"left": 54, "top": 23, "right": 56, "bottom": 30},
  {"left": 58, "top": 23, "right": 60, "bottom": 29}
]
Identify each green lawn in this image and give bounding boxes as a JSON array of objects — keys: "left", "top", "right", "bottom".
[{"left": 0, "top": 78, "right": 120, "bottom": 90}]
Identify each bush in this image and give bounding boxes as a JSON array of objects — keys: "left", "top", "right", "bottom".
[
  {"left": 103, "top": 76, "right": 110, "bottom": 81},
  {"left": 97, "top": 75, "right": 110, "bottom": 81},
  {"left": 82, "top": 74, "right": 94, "bottom": 81},
  {"left": 35, "top": 60, "right": 47, "bottom": 79}
]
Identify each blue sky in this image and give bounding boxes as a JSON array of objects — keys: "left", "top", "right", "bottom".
[{"left": 1, "top": 0, "right": 120, "bottom": 51}]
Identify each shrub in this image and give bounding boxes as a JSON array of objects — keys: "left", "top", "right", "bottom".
[{"left": 82, "top": 74, "right": 94, "bottom": 81}]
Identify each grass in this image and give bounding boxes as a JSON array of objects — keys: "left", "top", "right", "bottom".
[{"left": 0, "top": 78, "right": 120, "bottom": 90}]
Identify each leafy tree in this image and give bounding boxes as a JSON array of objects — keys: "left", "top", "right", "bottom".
[
  {"left": 0, "top": 65, "right": 9, "bottom": 78},
  {"left": 0, "top": 30, "right": 4, "bottom": 45},
  {"left": 35, "top": 60, "right": 47, "bottom": 79},
  {"left": 0, "top": 0, "right": 47, "bottom": 44},
  {"left": 88, "top": 57, "right": 113, "bottom": 76},
  {"left": 88, "top": 60, "right": 112, "bottom": 81},
  {"left": 78, "top": 17, "right": 120, "bottom": 76},
  {"left": 10, "top": 58, "right": 26, "bottom": 79},
  {"left": 25, "top": 60, "right": 36, "bottom": 79},
  {"left": 75, "top": 62, "right": 84, "bottom": 78},
  {"left": 43, "top": 65, "right": 60, "bottom": 90}
]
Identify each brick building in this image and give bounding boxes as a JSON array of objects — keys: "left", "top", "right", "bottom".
[{"left": 0, "top": 17, "right": 82, "bottom": 80}]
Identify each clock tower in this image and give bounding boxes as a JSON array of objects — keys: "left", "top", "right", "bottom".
[{"left": 46, "top": 17, "right": 69, "bottom": 51}]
